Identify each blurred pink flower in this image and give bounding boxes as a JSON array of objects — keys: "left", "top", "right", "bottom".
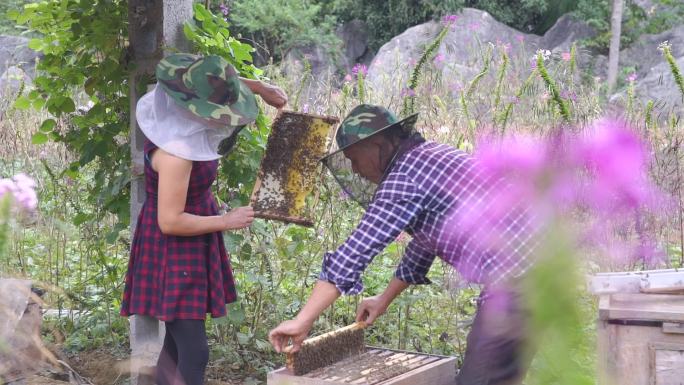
[
  {"left": 561, "top": 52, "right": 571, "bottom": 61},
  {"left": 467, "top": 22, "right": 481, "bottom": 31},
  {"left": 0, "top": 173, "right": 38, "bottom": 211},
  {"left": 627, "top": 73, "right": 637, "bottom": 82},
  {"left": 516, "top": 35, "right": 525, "bottom": 43},
  {"left": 343, "top": 74, "right": 353, "bottom": 82},
  {"left": 433, "top": 53, "right": 445, "bottom": 67},
  {"left": 448, "top": 119, "right": 664, "bottom": 272}
]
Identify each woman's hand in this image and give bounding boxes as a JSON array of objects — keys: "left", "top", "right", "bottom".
[
  {"left": 241, "top": 78, "right": 288, "bottom": 109},
  {"left": 355, "top": 295, "right": 390, "bottom": 325},
  {"left": 268, "top": 318, "right": 313, "bottom": 353},
  {"left": 256, "top": 82, "right": 288, "bottom": 109},
  {"left": 221, "top": 206, "right": 254, "bottom": 230}
]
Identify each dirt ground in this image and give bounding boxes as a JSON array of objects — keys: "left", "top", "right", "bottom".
[{"left": 16, "top": 346, "right": 263, "bottom": 385}]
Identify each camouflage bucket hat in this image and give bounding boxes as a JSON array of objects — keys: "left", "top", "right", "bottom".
[
  {"left": 333, "top": 104, "right": 418, "bottom": 152},
  {"left": 321, "top": 104, "right": 418, "bottom": 208},
  {"left": 156, "top": 53, "right": 258, "bottom": 126}
]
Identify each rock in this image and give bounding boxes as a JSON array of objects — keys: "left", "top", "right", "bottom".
[
  {"left": 282, "top": 19, "right": 372, "bottom": 107},
  {"left": 367, "top": 8, "right": 541, "bottom": 98},
  {"left": 635, "top": 56, "right": 684, "bottom": 108},
  {"left": 367, "top": 8, "right": 596, "bottom": 99},
  {"left": 0, "top": 35, "right": 42, "bottom": 80},
  {"left": 0, "top": 279, "right": 45, "bottom": 382},
  {"left": 541, "top": 14, "right": 596, "bottom": 53},
  {"left": 336, "top": 19, "right": 373, "bottom": 72},
  {"left": 621, "top": 25, "right": 684, "bottom": 79},
  {"left": 0, "top": 65, "right": 31, "bottom": 98}
]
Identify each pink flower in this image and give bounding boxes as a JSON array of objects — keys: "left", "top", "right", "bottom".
[
  {"left": 343, "top": 74, "right": 353, "bottom": 82},
  {"left": 627, "top": 73, "right": 637, "bottom": 82},
  {"left": 561, "top": 52, "right": 571, "bottom": 61},
  {"left": 0, "top": 173, "right": 38, "bottom": 212},
  {"left": 516, "top": 35, "right": 525, "bottom": 43},
  {"left": 401, "top": 87, "right": 416, "bottom": 97},
  {"left": 433, "top": 53, "right": 445, "bottom": 67}
]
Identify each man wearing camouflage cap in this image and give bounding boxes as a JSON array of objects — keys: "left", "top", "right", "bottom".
[{"left": 270, "top": 104, "right": 539, "bottom": 385}]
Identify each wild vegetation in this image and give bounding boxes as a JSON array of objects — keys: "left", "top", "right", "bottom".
[{"left": 1, "top": 1, "right": 684, "bottom": 384}]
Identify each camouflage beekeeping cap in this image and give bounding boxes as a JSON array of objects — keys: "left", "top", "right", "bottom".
[
  {"left": 156, "top": 53, "right": 258, "bottom": 126},
  {"left": 335, "top": 104, "right": 418, "bottom": 151}
]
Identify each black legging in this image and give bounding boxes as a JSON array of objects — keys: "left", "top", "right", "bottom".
[{"left": 156, "top": 319, "right": 209, "bottom": 385}]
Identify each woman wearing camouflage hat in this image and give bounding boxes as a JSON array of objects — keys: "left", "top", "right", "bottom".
[{"left": 120, "top": 53, "right": 287, "bottom": 385}]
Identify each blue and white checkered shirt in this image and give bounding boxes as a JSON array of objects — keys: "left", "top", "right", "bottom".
[{"left": 319, "top": 141, "right": 539, "bottom": 295}]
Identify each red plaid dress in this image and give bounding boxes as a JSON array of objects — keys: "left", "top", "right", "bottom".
[{"left": 120, "top": 140, "right": 237, "bottom": 321}]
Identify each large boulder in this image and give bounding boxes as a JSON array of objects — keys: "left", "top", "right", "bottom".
[
  {"left": 367, "top": 8, "right": 595, "bottom": 99},
  {"left": 0, "top": 35, "right": 41, "bottom": 80}
]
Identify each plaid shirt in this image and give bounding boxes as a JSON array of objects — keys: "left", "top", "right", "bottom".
[{"left": 319, "top": 141, "right": 539, "bottom": 295}]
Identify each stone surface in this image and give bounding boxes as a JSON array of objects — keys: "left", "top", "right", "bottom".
[
  {"left": 0, "top": 35, "right": 42, "bottom": 80},
  {"left": 0, "top": 65, "right": 31, "bottom": 98},
  {"left": 367, "top": 8, "right": 596, "bottom": 99},
  {"left": 541, "top": 14, "right": 596, "bottom": 53},
  {"left": 621, "top": 25, "right": 684, "bottom": 77}
]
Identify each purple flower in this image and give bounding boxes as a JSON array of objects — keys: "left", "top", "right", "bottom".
[
  {"left": 351, "top": 63, "right": 368, "bottom": 77},
  {"left": 561, "top": 52, "right": 571, "bottom": 62},
  {"left": 219, "top": 3, "right": 230, "bottom": 17},
  {"left": 0, "top": 173, "right": 38, "bottom": 212},
  {"left": 442, "top": 14, "right": 458, "bottom": 25},
  {"left": 627, "top": 73, "right": 637, "bottom": 82},
  {"left": 343, "top": 73, "right": 353, "bottom": 82},
  {"left": 560, "top": 90, "right": 577, "bottom": 101},
  {"left": 400, "top": 87, "right": 416, "bottom": 97}
]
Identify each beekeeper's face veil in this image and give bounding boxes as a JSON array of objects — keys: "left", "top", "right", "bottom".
[{"left": 321, "top": 104, "right": 418, "bottom": 207}]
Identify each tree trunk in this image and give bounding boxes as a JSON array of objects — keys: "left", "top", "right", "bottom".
[
  {"left": 607, "top": 0, "right": 624, "bottom": 94},
  {"left": 127, "top": 1, "right": 193, "bottom": 384}
]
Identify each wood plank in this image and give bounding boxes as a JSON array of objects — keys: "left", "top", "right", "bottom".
[
  {"left": 589, "top": 269, "right": 684, "bottom": 294},
  {"left": 376, "top": 357, "right": 457, "bottom": 385},
  {"left": 599, "top": 293, "right": 684, "bottom": 322}
]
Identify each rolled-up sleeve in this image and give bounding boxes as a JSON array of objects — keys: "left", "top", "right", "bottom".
[
  {"left": 395, "top": 239, "right": 436, "bottom": 285},
  {"left": 319, "top": 171, "right": 423, "bottom": 295}
]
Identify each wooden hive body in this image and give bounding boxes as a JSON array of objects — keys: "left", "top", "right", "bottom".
[{"left": 268, "top": 347, "right": 457, "bottom": 385}]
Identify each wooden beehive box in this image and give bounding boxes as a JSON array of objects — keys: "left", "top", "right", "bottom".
[
  {"left": 267, "top": 347, "right": 457, "bottom": 385},
  {"left": 251, "top": 110, "right": 338, "bottom": 227},
  {"left": 590, "top": 270, "right": 684, "bottom": 385}
]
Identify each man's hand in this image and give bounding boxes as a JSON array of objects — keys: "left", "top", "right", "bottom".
[
  {"left": 356, "top": 295, "right": 390, "bottom": 325},
  {"left": 268, "top": 318, "right": 313, "bottom": 353}
]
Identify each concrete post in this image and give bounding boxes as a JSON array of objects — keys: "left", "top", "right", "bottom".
[{"left": 127, "top": 1, "right": 192, "bottom": 384}]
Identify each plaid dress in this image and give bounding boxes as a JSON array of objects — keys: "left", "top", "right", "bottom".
[{"left": 120, "top": 140, "right": 237, "bottom": 321}]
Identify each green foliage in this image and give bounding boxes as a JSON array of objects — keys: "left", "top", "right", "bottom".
[
  {"left": 402, "top": 20, "right": 452, "bottom": 117},
  {"left": 0, "top": 0, "right": 34, "bottom": 35},
  {"left": 11, "top": 0, "right": 131, "bottom": 230},
  {"left": 575, "top": 0, "right": 684, "bottom": 54},
  {"left": 536, "top": 52, "right": 571, "bottom": 122},
  {"left": 229, "top": 0, "right": 340, "bottom": 62},
  {"left": 323, "top": 0, "right": 463, "bottom": 52}
]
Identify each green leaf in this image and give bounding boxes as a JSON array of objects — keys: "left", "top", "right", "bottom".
[
  {"left": 13, "top": 96, "right": 31, "bottom": 110},
  {"left": 31, "top": 132, "right": 49, "bottom": 145},
  {"left": 39, "top": 119, "right": 57, "bottom": 132},
  {"left": 28, "top": 38, "right": 43, "bottom": 51},
  {"left": 226, "top": 302, "right": 246, "bottom": 326}
]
